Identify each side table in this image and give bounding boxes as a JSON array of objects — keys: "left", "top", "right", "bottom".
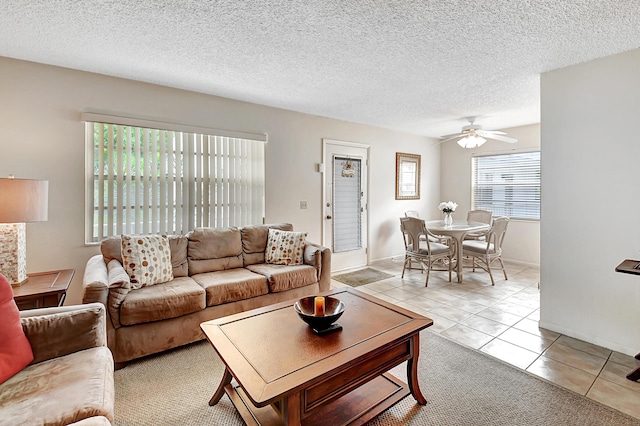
[
  {"left": 12, "top": 269, "right": 74, "bottom": 311},
  {"left": 614, "top": 259, "right": 640, "bottom": 381}
]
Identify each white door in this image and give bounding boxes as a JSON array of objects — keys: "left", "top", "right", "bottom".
[{"left": 322, "top": 139, "right": 369, "bottom": 272}]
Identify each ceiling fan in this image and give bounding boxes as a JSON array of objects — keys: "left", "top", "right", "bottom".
[{"left": 440, "top": 117, "right": 518, "bottom": 148}]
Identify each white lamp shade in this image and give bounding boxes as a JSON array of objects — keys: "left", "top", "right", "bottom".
[{"left": 0, "top": 178, "right": 48, "bottom": 223}]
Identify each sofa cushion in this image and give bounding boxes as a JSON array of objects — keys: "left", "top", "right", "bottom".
[
  {"left": 122, "top": 234, "right": 173, "bottom": 289},
  {"left": 265, "top": 229, "right": 307, "bottom": 266},
  {"left": 0, "top": 346, "right": 114, "bottom": 425},
  {"left": 0, "top": 274, "right": 33, "bottom": 384},
  {"left": 241, "top": 223, "right": 293, "bottom": 266},
  {"left": 101, "top": 235, "right": 188, "bottom": 278},
  {"left": 245, "top": 264, "right": 318, "bottom": 293},
  {"left": 191, "top": 269, "right": 268, "bottom": 307},
  {"left": 169, "top": 235, "right": 189, "bottom": 277},
  {"left": 119, "top": 277, "right": 206, "bottom": 326},
  {"left": 187, "top": 227, "right": 243, "bottom": 274}
]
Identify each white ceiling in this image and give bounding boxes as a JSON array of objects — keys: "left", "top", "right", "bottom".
[{"left": 2, "top": 1, "right": 640, "bottom": 139}]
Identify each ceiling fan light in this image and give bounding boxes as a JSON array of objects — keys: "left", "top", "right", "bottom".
[{"left": 457, "top": 134, "right": 487, "bottom": 148}]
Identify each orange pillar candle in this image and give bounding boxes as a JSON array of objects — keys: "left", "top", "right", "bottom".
[{"left": 314, "top": 296, "right": 325, "bottom": 316}]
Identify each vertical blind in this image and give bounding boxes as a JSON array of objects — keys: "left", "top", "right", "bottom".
[
  {"left": 472, "top": 151, "right": 541, "bottom": 220},
  {"left": 84, "top": 116, "right": 266, "bottom": 242}
]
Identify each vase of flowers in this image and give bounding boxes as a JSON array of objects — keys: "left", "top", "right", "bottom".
[{"left": 438, "top": 201, "right": 457, "bottom": 227}]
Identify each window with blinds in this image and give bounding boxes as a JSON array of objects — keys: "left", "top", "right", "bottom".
[
  {"left": 472, "top": 151, "right": 540, "bottom": 220},
  {"left": 83, "top": 114, "right": 266, "bottom": 243}
]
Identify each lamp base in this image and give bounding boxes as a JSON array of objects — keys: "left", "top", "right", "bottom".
[
  {"left": 0, "top": 223, "right": 28, "bottom": 285},
  {"left": 11, "top": 276, "right": 28, "bottom": 287}
]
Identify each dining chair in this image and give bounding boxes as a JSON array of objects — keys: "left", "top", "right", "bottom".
[
  {"left": 461, "top": 216, "right": 509, "bottom": 285},
  {"left": 464, "top": 209, "right": 493, "bottom": 240},
  {"left": 400, "top": 217, "right": 454, "bottom": 286},
  {"left": 404, "top": 210, "right": 420, "bottom": 218}
]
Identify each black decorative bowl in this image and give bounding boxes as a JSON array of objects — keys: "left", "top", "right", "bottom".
[{"left": 294, "top": 296, "right": 345, "bottom": 331}]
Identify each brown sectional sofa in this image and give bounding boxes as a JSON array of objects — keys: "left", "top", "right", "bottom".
[
  {"left": 0, "top": 303, "right": 114, "bottom": 425},
  {"left": 83, "top": 223, "right": 331, "bottom": 366}
]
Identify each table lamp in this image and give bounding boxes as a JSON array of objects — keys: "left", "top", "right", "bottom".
[{"left": 0, "top": 176, "right": 48, "bottom": 286}]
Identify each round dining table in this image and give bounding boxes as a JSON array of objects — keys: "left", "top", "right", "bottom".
[{"left": 426, "top": 220, "right": 491, "bottom": 283}]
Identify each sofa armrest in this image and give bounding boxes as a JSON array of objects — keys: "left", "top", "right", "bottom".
[
  {"left": 20, "top": 303, "right": 107, "bottom": 365},
  {"left": 304, "top": 242, "right": 332, "bottom": 292},
  {"left": 83, "top": 254, "right": 110, "bottom": 306}
]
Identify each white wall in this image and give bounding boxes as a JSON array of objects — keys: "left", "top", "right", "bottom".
[
  {"left": 540, "top": 48, "right": 640, "bottom": 356},
  {"left": 440, "top": 124, "right": 541, "bottom": 266},
  {"left": 0, "top": 57, "right": 440, "bottom": 305}
]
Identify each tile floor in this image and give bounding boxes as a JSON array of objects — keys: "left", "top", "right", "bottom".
[{"left": 331, "top": 258, "right": 640, "bottom": 420}]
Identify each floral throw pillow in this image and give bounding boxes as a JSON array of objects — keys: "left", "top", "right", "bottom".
[
  {"left": 265, "top": 229, "right": 307, "bottom": 266},
  {"left": 121, "top": 235, "right": 173, "bottom": 289}
]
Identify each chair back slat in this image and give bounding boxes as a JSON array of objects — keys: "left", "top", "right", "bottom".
[{"left": 467, "top": 209, "right": 493, "bottom": 224}]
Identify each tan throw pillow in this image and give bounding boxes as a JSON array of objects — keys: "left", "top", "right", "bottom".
[
  {"left": 265, "top": 229, "right": 307, "bottom": 265},
  {"left": 121, "top": 235, "right": 173, "bottom": 289}
]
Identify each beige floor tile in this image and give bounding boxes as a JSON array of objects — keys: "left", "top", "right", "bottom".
[
  {"left": 598, "top": 360, "right": 640, "bottom": 392},
  {"left": 587, "top": 377, "right": 640, "bottom": 419},
  {"left": 460, "top": 292, "right": 501, "bottom": 307},
  {"left": 412, "top": 288, "right": 461, "bottom": 304},
  {"left": 371, "top": 293, "right": 403, "bottom": 305},
  {"left": 542, "top": 342, "right": 607, "bottom": 376},
  {"left": 445, "top": 298, "right": 488, "bottom": 314},
  {"left": 352, "top": 285, "right": 378, "bottom": 295},
  {"left": 403, "top": 296, "right": 444, "bottom": 311},
  {"left": 382, "top": 287, "right": 421, "bottom": 301},
  {"left": 555, "top": 335, "right": 612, "bottom": 359},
  {"left": 423, "top": 312, "right": 456, "bottom": 333},
  {"left": 610, "top": 351, "right": 640, "bottom": 369},
  {"left": 441, "top": 324, "right": 494, "bottom": 349},
  {"left": 491, "top": 300, "right": 537, "bottom": 317},
  {"left": 497, "top": 328, "right": 554, "bottom": 354},
  {"left": 476, "top": 285, "right": 518, "bottom": 299},
  {"left": 527, "top": 309, "right": 540, "bottom": 321},
  {"left": 476, "top": 307, "right": 523, "bottom": 326},
  {"left": 428, "top": 305, "right": 473, "bottom": 323},
  {"left": 480, "top": 339, "right": 539, "bottom": 370},
  {"left": 526, "top": 355, "right": 596, "bottom": 395},
  {"left": 460, "top": 315, "right": 510, "bottom": 337},
  {"left": 504, "top": 292, "right": 540, "bottom": 310},
  {"left": 360, "top": 280, "right": 399, "bottom": 293},
  {"left": 392, "top": 301, "right": 431, "bottom": 317},
  {"left": 437, "top": 288, "right": 474, "bottom": 299},
  {"left": 512, "top": 318, "right": 561, "bottom": 341}
]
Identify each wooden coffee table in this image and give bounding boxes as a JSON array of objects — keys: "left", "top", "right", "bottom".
[{"left": 201, "top": 287, "right": 433, "bottom": 425}]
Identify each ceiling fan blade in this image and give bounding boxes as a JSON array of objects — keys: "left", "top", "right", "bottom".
[
  {"left": 440, "top": 132, "right": 464, "bottom": 139},
  {"left": 485, "top": 134, "right": 518, "bottom": 143},
  {"left": 477, "top": 130, "right": 507, "bottom": 136},
  {"left": 439, "top": 135, "right": 464, "bottom": 143}
]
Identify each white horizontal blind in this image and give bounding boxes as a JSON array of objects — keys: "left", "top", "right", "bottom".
[
  {"left": 472, "top": 151, "right": 540, "bottom": 220},
  {"left": 85, "top": 121, "right": 265, "bottom": 242},
  {"left": 332, "top": 157, "right": 362, "bottom": 253}
]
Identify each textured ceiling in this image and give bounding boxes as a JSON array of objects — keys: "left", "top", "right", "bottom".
[{"left": 1, "top": 1, "right": 640, "bottom": 139}]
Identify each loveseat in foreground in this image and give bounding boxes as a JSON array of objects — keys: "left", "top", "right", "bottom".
[
  {"left": 83, "top": 223, "right": 331, "bottom": 367},
  {"left": 0, "top": 303, "right": 114, "bottom": 425}
]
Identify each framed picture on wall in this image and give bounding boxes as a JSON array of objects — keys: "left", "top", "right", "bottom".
[{"left": 396, "top": 152, "right": 421, "bottom": 200}]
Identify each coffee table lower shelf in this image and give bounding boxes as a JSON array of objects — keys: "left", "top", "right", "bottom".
[{"left": 226, "top": 373, "right": 410, "bottom": 426}]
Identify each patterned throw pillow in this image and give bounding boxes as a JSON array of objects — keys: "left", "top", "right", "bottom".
[
  {"left": 121, "top": 235, "right": 173, "bottom": 289},
  {"left": 265, "top": 229, "right": 307, "bottom": 266}
]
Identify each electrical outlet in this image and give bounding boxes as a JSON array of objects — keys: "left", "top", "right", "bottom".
[{"left": 300, "top": 201, "right": 307, "bottom": 209}]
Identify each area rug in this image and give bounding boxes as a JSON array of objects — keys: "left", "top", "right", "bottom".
[
  {"left": 332, "top": 267, "right": 394, "bottom": 287},
  {"left": 113, "top": 332, "right": 639, "bottom": 425}
]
